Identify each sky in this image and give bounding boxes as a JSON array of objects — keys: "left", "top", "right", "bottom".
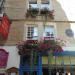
[
  {"left": 57, "top": 0, "right": 75, "bottom": 38},
  {"left": 57, "top": 0, "right": 75, "bottom": 21}
]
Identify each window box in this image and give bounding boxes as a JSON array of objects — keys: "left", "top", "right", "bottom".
[{"left": 40, "top": 7, "right": 49, "bottom": 15}]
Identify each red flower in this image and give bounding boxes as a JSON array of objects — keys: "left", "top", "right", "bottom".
[{"left": 17, "top": 39, "right": 63, "bottom": 55}]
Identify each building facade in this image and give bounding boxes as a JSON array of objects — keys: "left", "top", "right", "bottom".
[{"left": 0, "top": 0, "right": 75, "bottom": 75}]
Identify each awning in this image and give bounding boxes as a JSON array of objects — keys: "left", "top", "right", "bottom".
[{"left": 54, "top": 51, "right": 75, "bottom": 56}]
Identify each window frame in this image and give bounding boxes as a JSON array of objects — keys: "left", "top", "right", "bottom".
[
  {"left": 43, "top": 25, "right": 55, "bottom": 38},
  {"left": 26, "top": 25, "right": 38, "bottom": 40},
  {"left": 41, "top": 0, "right": 50, "bottom": 4},
  {"left": 29, "top": 0, "right": 37, "bottom": 4}
]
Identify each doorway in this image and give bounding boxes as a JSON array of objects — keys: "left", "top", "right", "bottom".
[
  {"left": 23, "top": 71, "right": 37, "bottom": 75},
  {"left": 23, "top": 72, "right": 29, "bottom": 75},
  {"left": 42, "top": 67, "right": 49, "bottom": 75},
  {"left": 51, "top": 68, "right": 64, "bottom": 75}
]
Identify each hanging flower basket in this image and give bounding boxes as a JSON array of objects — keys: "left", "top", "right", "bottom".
[{"left": 17, "top": 38, "right": 66, "bottom": 55}]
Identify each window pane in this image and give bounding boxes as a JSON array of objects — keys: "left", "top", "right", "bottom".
[
  {"left": 27, "top": 27, "right": 38, "bottom": 39},
  {"left": 44, "top": 26, "right": 55, "bottom": 37},
  {"left": 70, "top": 56, "right": 75, "bottom": 65},
  {"left": 0, "top": 0, "right": 4, "bottom": 13},
  {"left": 56, "top": 56, "right": 63, "bottom": 65},
  {"left": 41, "top": 0, "right": 49, "bottom": 4},
  {"left": 42, "top": 56, "right": 48, "bottom": 64},
  {"left": 33, "top": 27, "right": 38, "bottom": 37},
  {"left": 63, "top": 56, "right": 70, "bottom": 65},
  {"left": 0, "top": 0, "right": 3, "bottom": 6},
  {"left": 29, "top": 0, "right": 37, "bottom": 4},
  {"left": 50, "top": 56, "right": 55, "bottom": 65}
]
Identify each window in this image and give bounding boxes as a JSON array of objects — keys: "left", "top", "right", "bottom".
[
  {"left": 63, "top": 56, "right": 70, "bottom": 65},
  {"left": 41, "top": 0, "right": 49, "bottom": 4},
  {"left": 44, "top": 26, "right": 55, "bottom": 38},
  {"left": 0, "top": 0, "right": 5, "bottom": 14},
  {"left": 29, "top": 0, "right": 38, "bottom": 9},
  {"left": 27, "top": 26, "right": 38, "bottom": 40},
  {"left": 29, "top": 0, "right": 37, "bottom": 4},
  {"left": 40, "top": 0, "right": 53, "bottom": 11},
  {"left": 11, "top": 73, "right": 16, "bottom": 75}
]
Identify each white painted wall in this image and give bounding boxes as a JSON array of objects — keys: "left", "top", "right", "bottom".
[{"left": 0, "top": 46, "right": 20, "bottom": 69}]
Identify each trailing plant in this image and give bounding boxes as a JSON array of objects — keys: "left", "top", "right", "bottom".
[
  {"left": 40, "top": 7, "right": 49, "bottom": 15},
  {"left": 16, "top": 37, "right": 67, "bottom": 55},
  {"left": 27, "top": 8, "right": 39, "bottom": 17}
]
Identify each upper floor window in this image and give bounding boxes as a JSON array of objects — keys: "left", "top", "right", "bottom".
[
  {"left": 41, "top": 0, "right": 49, "bottom": 4},
  {"left": 40, "top": 0, "right": 50, "bottom": 11},
  {"left": 44, "top": 26, "right": 55, "bottom": 38},
  {"left": 29, "top": 0, "right": 38, "bottom": 9},
  {"left": 27, "top": 26, "right": 38, "bottom": 40},
  {"left": 29, "top": 0, "right": 37, "bottom": 4}
]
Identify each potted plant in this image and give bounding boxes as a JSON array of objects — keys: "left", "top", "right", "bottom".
[
  {"left": 40, "top": 7, "right": 49, "bottom": 15},
  {"left": 49, "top": 10, "right": 54, "bottom": 19},
  {"left": 27, "top": 8, "right": 39, "bottom": 17}
]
